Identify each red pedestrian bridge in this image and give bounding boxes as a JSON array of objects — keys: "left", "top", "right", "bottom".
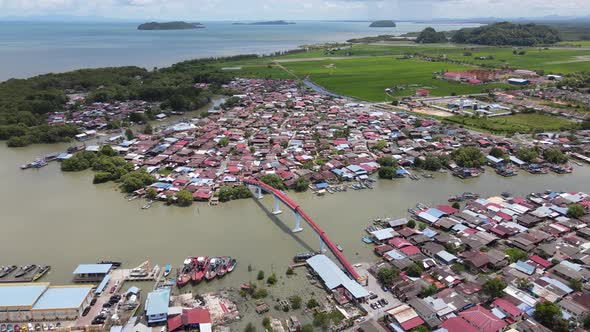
[{"left": 242, "top": 178, "right": 361, "bottom": 281}]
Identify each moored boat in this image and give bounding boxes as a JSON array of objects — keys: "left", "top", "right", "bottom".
[
  {"left": 227, "top": 258, "right": 237, "bottom": 273},
  {"left": 293, "top": 252, "right": 316, "bottom": 262},
  {"left": 163, "top": 265, "right": 172, "bottom": 277},
  {"left": 32, "top": 266, "right": 51, "bottom": 281},
  {"left": 217, "top": 257, "right": 229, "bottom": 278},
  {"left": 97, "top": 260, "right": 122, "bottom": 268},
  {"left": 0, "top": 265, "right": 17, "bottom": 278},
  {"left": 205, "top": 257, "right": 218, "bottom": 281},
  {"left": 191, "top": 256, "right": 207, "bottom": 284},
  {"left": 177, "top": 258, "right": 193, "bottom": 288},
  {"left": 15, "top": 265, "right": 36, "bottom": 278}
]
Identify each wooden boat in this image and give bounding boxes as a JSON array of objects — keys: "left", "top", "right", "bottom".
[{"left": 32, "top": 266, "right": 50, "bottom": 281}]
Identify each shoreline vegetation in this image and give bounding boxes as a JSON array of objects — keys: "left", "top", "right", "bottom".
[{"left": 137, "top": 21, "right": 205, "bottom": 30}]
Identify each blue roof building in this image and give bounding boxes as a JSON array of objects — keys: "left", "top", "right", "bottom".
[
  {"left": 146, "top": 288, "right": 171, "bottom": 325},
  {"left": 306, "top": 255, "right": 369, "bottom": 301},
  {"left": 32, "top": 286, "right": 93, "bottom": 310},
  {"left": 0, "top": 283, "right": 49, "bottom": 311},
  {"left": 95, "top": 275, "right": 111, "bottom": 295},
  {"left": 73, "top": 264, "right": 112, "bottom": 282},
  {"left": 0, "top": 283, "right": 93, "bottom": 322}
]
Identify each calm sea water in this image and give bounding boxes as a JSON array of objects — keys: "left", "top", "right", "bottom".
[{"left": 0, "top": 21, "right": 482, "bottom": 81}]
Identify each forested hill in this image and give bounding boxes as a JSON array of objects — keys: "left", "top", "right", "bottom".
[{"left": 451, "top": 22, "right": 561, "bottom": 46}]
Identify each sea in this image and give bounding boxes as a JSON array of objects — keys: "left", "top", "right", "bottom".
[{"left": 0, "top": 20, "right": 482, "bottom": 81}]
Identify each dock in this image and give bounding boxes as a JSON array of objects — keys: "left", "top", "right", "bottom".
[
  {"left": 0, "top": 276, "right": 33, "bottom": 283},
  {"left": 123, "top": 260, "right": 160, "bottom": 282}
]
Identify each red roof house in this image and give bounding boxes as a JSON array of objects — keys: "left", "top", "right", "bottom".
[
  {"left": 440, "top": 317, "right": 479, "bottom": 332},
  {"left": 493, "top": 298, "right": 523, "bottom": 319},
  {"left": 459, "top": 305, "right": 507, "bottom": 332}
]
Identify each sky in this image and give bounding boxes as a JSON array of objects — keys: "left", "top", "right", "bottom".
[{"left": 0, "top": 0, "right": 588, "bottom": 21}]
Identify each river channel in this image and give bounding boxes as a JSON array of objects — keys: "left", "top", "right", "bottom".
[{"left": 2, "top": 140, "right": 590, "bottom": 288}]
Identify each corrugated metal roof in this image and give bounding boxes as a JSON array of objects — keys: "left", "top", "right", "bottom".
[
  {"left": 0, "top": 283, "right": 49, "bottom": 308},
  {"left": 72, "top": 264, "right": 112, "bottom": 275},
  {"left": 95, "top": 275, "right": 111, "bottom": 294},
  {"left": 33, "top": 286, "right": 92, "bottom": 310},
  {"left": 306, "top": 255, "right": 368, "bottom": 299},
  {"left": 371, "top": 228, "right": 395, "bottom": 241},
  {"left": 146, "top": 288, "right": 170, "bottom": 316},
  {"left": 515, "top": 261, "right": 536, "bottom": 275}
]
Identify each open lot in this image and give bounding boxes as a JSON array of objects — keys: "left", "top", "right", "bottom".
[{"left": 444, "top": 112, "right": 579, "bottom": 134}]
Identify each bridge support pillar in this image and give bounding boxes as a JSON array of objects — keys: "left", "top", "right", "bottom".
[
  {"left": 272, "top": 195, "right": 282, "bottom": 215},
  {"left": 319, "top": 237, "right": 326, "bottom": 253},
  {"left": 255, "top": 186, "right": 263, "bottom": 200},
  {"left": 292, "top": 211, "right": 303, "bottom": 233}
]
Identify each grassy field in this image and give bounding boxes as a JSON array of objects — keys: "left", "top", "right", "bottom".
[
  {"left": 444, "top": 113, "right": 578, "bottom": 134},
  {"left": 280, "top": 57, "right": 510, "bottom": 101},
  {"left": 201, "top": 43, "right": 589, "bottom": 102},
  {"left": 419, "top": 47, "right": 590, "bottom": 74}
]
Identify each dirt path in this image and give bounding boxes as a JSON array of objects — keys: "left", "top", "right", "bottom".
[
  {"left": 546, "top": 55, "right": 590, "bottom": 64},
  {"left": 274, "top": 55, "right": 383, "bottom": 63}
]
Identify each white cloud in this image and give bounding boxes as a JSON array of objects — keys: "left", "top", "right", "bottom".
[{"left": 0, "top": 0, "right": 588, "bottom": 20}]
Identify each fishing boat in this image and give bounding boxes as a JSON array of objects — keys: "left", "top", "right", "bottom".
[
  {"left": 205, "top": 257, "right": 218, "bottom": 281},
  {"left": 0, "top": 265, "right": 17, "bottom": 278},
  {"left": 97, "top": 260, "right": 122, "bottom": 268},
  {"left": 163, "top": 265, "right": 172, "bottom": 277},
  {"left": 191, "top": 257, "right": 207, "bottom": 284},
  {"left": 216, "top": 257, "right": 228, "bottom": 278},
  {"left": 32, "top": 266, "right": 51, "bottom": 281},
  {"left": 15, "top": 265, "right": 36, "bottom": 278},
  {"left": 176, "top": 258, "right": 193, "bottom": 288},
  {"left": 227, "top": 258, "right": 237, "bottom": 273}
]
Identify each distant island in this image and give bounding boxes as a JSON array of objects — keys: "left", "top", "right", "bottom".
[
  {"left": 137, "top": 21, "right": 205, "bottom": 30},
  {"left": 232, "top": 20, "right": 295, "bottom": 26},
  {"left": 369, "top": 20, "right": 396, "bottom": 28}
]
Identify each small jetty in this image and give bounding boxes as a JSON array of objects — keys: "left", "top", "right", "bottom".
[{"left": 125, "top": 261, "right": 159, "bottom": 281}]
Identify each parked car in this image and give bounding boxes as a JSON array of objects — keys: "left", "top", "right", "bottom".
[{"left": 82, "top": 307, "right": 91, "bottom": 316}]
